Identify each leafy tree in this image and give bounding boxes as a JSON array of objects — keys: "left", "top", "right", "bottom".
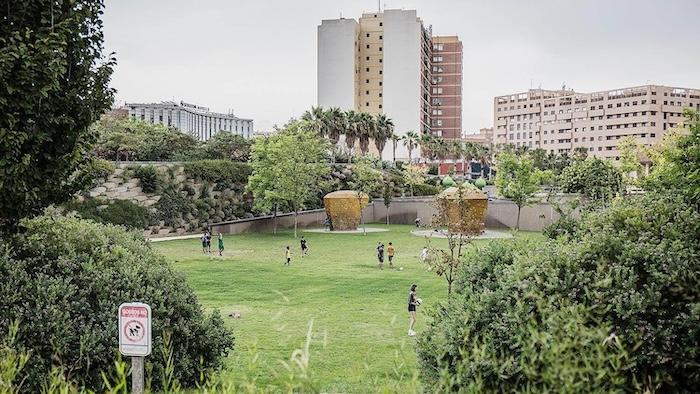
[
  {"left": 402, "top": 163, "right": 427, "bottom": 197},
  {"left": 0, "top": 0, "right": 115, "bottom": 230},
  {"left": 348, "top": 157, "right": 382, "bottom": 234},
  {"left": 382, "top": 180, "right": 393, "bottom": 225},
  {"left": 617, "top": 135, "right": 643, "bottom": 187},
  {"left": 203, "top": 132, "right": 251, "bottom": 161},
  {"left": 424, "top": 186, "right": 485, "bottom": 294},
  {"left": 247, "top": 121, "right": 329, "bottom": 237},
  {"left": 558, "top": 157, "right": 622, "bottom": 204},
  {"left": 494, "top": 152, "right": 546, "bottom": 229}
]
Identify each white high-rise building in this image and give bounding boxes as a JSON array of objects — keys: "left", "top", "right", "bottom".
[{"left": 318, "top": 10, "right": 460, "bottom": 161}]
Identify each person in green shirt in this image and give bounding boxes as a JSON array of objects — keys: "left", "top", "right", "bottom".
[{"left": 218, "top": 233, "right": 225, "bottom": 256}]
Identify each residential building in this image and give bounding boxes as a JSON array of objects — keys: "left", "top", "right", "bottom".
[
  {"left": 431, "top": 36, "right": 463, "bottom": 140},
  {"left": 493, "top": 85, "right": 700, "bottom": 161},
  {"left": 127, "top": 101, "right": 254, "bottom": 141},
  {"left": 463, "top": 127, "right": 493, "bottom": 149},
  {"left": 318, "top": 10, "right": 462, "bottom": 160}
]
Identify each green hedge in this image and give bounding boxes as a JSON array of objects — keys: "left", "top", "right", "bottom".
[
  {"left": 64, "top": 198, "right": 150, "bottom": 229},
  {"left": 0, "top": 212, "right": 234, "bottom": 392},
  {"left": 413, "top": 183, "right": 441, "bottom": 196},
  {"left": 183, "top": 160, "right": 251, "bottom": 185}
]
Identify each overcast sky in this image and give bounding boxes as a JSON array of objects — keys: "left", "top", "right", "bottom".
[{"left": 103, "top": 0, "right": 700, "bottom": 134}]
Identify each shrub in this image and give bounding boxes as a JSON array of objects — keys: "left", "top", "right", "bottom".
[
  {"left": 558, "top": 157, "right": 622, "bottom": 203},
  {"left": 72, "top": 158, "right": 117, "bottom": 192},
  {"left": 412, "top": 183, "right": 441, "bottom": 196},
  {"left": 417, "top": 193, "right": 700, "bottom": 392},
  {"left": 0, "top": 212, "right": 234, "bottom": 392},
  {"left": 183, "top": 160, "right": 251, "bottom": 185},
  {"left": 155, "top": 189, "right": 195, "bottom": 227},
  {"left": 542, "top": 212, "right": 579, "bottom": 239},
  {"left": 133, "top": 165, "right": 160, "bottom": 193},
  {"left": 427, "top": 164, "right": 438, "bottom": 175},
  {"left": 64, "top": 198, "right": 149, "bottom": 229}
]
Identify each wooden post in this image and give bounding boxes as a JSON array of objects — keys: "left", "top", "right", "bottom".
[{"left": 132, "top": 356, "right": 144, "bottom": 394}]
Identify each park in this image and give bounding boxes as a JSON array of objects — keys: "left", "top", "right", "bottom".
[{"left": 2, "top": 1, "right": 700, "bottom": 393}]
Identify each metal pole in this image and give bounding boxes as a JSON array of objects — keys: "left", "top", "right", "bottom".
[{"left": 132, "top": 356, "right": 144, "bottom": 394}]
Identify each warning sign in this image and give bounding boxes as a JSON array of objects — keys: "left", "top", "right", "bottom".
[{"left": 118, "top": 303, "right": 151, "bottom": 356}]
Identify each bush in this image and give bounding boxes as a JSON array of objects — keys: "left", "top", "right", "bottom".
[
  {"left": 155, "top": 189, "right": 195, "bottom": 227},
  {"left": 417, "top": 193, "right": 700, "bottom": 392},
  {"left": 64, "top": 198, "right": 149, "bottom": 229},
  {"left": 542, "top": 212, "right": 579, "bottom": 239},
  {"left": 0, "top": 212, "right": 234, "bottom": 392},
  {"left": 183, "top": 160, "right": 251, "bottom": 185},
  {"left": 412, "top": 183, "right": 441, "bottom": 196},
  {"left": 558, "top": 157, "right": 622, "bottom": 203},
  {"left": 72, "top": 158, "right": 116, "bottom": 192},
  {"left": 427, "top": 164, "right": 438, "bottom": 175},
  {"left": 133, "top": 165, "right": 160, "bottom": 193}
]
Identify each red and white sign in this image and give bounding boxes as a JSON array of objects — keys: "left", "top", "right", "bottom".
[{"left": 118, "top": 303, "right": 151, "bottom": 356}]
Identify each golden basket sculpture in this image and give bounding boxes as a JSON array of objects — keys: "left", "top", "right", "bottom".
[{"left": 323, "top": 190, "right": 368, "bottom": 231}]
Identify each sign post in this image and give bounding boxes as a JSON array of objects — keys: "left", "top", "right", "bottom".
[{"left": 119, "top": 303, "right": 151, "bottom": 394}]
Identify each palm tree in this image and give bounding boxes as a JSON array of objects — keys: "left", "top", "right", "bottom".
[
  {"left": 358, "top": 112, "right": 374, "bottom": 156},
  {"left": 373, "top": 114, "right": 394, "bottom": 160},
  {"left": 403, "top": 131, "right": 419, "bottom": 163},
  {"left": 344, "top": 110, "right": 360, "bottom": 155},
  {"left": 390, "top": 134, "right": 401, "bottom": 163},
  {"left": 302, "top": 106, "right": 326, "bottom": 137},
  {"left": 325, "top": 107, "right": 344, "bottom": 146},
  {"left": 420, "top": 132, "right": 436, "bottom": 161}
]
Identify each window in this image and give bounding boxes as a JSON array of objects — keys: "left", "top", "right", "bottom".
[
  {"left": 378, "top": 93, "right": 382, "bottom": 97},
  {"left": 379, "top": 35, "right": 383, "bottom": 40},
  {"left": 433, "top": 56, "right": 443, "bottom": 62},
  {"left": 379, "top": 47, "right": 382, "bottom": 52},
  {"left": 366, "top": 90, "right": 369, "bottom": 95},
  {"left": 379, "top": 58, "right": 382, "bottom": 63},
  {"left": 365, "top": 79, "right": 369, "bottom": 83},
  {"left": 366, "top": 33, "right": 370, "bottom": 38},
  {"left": 366, "top": 56, "right": 369, "bottom": 61},
  {"left": 379, "top": 22, "right": 382, "bottom": 26},
  {"left": 379, "top": 70, "right": 382, "bottom": 75},
  {"left": 366, "top": 44, "right": 370, "bottom": 49},
  {"left": 366, "top": 67, "right": 369, "bottom": 72},
  {"left": 366, "top": 102, "right": 369, "bottom": 107},
  {"left": 379, "top": 81, "right": 382, "bottom": 86}
]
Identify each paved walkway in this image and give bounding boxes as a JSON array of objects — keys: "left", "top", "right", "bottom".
[
  {"left": 304, "top": 227, "right": 389, "bottom": 234},
  {"left": 411, "top": 229, "right": 514, "bottom": 239},
  {"left": 148, "top": 233, "right": 201, "bottom": 242}
]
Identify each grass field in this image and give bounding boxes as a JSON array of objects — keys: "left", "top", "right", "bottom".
[{"left": 153, "top": 224, "right": 541, "bottom": 392}]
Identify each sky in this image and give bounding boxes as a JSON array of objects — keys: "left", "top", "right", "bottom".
[{"left": 103, "top": 0, "right": 700, "bottom": 134}]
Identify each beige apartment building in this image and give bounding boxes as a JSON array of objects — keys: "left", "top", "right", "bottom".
[
  {"left": 463, "top": 127, "right": 493, "bottom": 149},
  {"left": 493, "top": 85, "right": 700, "bottom": 161},
  {"left": 318, "top": 10, "right": 462, "bottom": 160}
]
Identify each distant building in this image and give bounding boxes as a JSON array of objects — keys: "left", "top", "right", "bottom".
[
  {"left": 127, "top": 101, "right": 254, "bottom": 141},
  {"left": 317, "top": 9, "right": 463, "bottom": 160},
  {"left": 493, "top": 85, "right": 700, "bottom": 161},
  {"left": 463, "top": 127, "right": 493, "bottom": 149}
]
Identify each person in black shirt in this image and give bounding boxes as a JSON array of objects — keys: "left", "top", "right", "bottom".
[
  {"left": 376, "top": 242, "right": 385, "bottom": 269},
  {"left": 300, "top": 236, "right": 308, "bottom": 257},
  {"left": 408, "top": 283, "right": 420, "bottom": 336}
]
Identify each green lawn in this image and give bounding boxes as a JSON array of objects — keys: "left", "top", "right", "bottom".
[{"left": 153, "top": 224, "right": 542, "bottom": 392}]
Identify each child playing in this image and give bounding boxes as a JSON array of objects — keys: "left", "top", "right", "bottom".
[
  {"left": 285, "top": 246, "right": 291, "bottom": 266},
  {"left": 387, "top": 242, "right": 395, "bottom": 268},
  {"left": 218, "top": 233, "right": 224, "bottom": 256},
  {"left": 300, "top": 236, "right": 309, "bottom": 257}
]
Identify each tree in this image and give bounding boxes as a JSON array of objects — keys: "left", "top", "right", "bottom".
[
  {"left": 344, "top": 110, "right": 361, "bottom": 155},
  {"left": 424, "top": 186, "right": 484, "bottom": 294},
  {"left": 403, "top": 131, "right": 419, "bottom": 163},
  {"left": 402, "top": 163, "right": 427, "bottom": 197},
  {"left": 0, "top": 0, "right": 115, "bottom": 230},
  {"left": 617, "top": 135, "right": 643, "bottom": 187},
  {"left": 247, "top": 121, "right": 329, "bottom": 237},
  {"left": 301, "top": 106, "right": 327, "bottom": 138},
  {"left": 348, "top": 157, "right": 381, "bottom": 234},
  {"left": 494, "top": 152, "right": 546, "bottom": 230},
  {"left": 390, "top": 134, "right": 401, "bottom": 163},
  {"left": 382, "top": 179, "right": 393, "bottom": 225},
  {"left": 644, "top": 109, "right": 700, "bottom": 210},
  {"left": 558, "top": 157, "right": 622, "bottom": 204},
  {"left": 358, "top": 112, "right": 375, "bottom": 156},
  {"left": 374, "top": 114, "right": 394, "bottom": 159},
  {"left": 203, "top": 132, "right": 251, "bottom": 161}
]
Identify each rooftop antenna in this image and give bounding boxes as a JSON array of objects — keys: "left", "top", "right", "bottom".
[
  {"left": 378, "top": 0, "right": 381, "bottom": 12},
  {"left": 562, "top": 82, "right": 566, "bottom": 92}
]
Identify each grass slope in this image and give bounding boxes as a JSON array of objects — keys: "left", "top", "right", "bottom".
[{"left": 153, "top": 224, "right": 541, "bottom": 392}]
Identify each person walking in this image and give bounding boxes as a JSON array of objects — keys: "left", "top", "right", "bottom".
[
  {"left": 201, "top": 232, "right": 208, "bottom": 254},
  {"left": 387, "top": 242, "right": 395, "bottom": 268},
  {"left": 408, "top": 283, "right": 421, "bottom": 336},
  {"left": 205, "top": 231, "right": 212, "bottom": 254},
  {"left": 285, "top": 246, "right": 291, "bottom": 266},
  {"left": 420, "top": 246, "right": 429, "bottom": 263},
  {"left": 300, "top": 236, "right": 309, "bottom": 257},
  {"left": 218, "top": 233, "right": 225, "bottom": 256},
  {"left": 376, "top": 242, "right": 385, "bottom": 269}
]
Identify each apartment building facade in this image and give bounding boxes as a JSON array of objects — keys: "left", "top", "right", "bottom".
[
  {"left": 127, "top": 101, "right": 254, "bottom": 141},
  {"left": 493, "top": 85, "right": 700, "bottom": 161},
  {"left": 318, "top": 10, "right": 462, "bottom": 160},
  {"left": 430, "top": 36, "right": 463, "bottom": 140}
]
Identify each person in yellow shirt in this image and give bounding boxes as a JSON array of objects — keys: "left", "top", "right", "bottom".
[
  {"left": 387, "top": 242, "right": 395, "bottom": 268},
  {"left": 285, "top": 246, "right": 291, "bottom": 266}
]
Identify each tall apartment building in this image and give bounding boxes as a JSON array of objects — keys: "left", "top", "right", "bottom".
[
  {"left": 493, "top": 85, "right": 700, "bottom": 161},
  {"left": 318, "top": 10, "right": 462, "bottom": 160},
  {"left": 430, "top": 36, "right": 463, "bottom": 140},
  {"left": 127, "top": 101, "right": 254, "bottom": 141}
]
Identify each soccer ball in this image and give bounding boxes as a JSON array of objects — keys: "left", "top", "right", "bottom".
[
  {"left": 398, "top": 267, "right": 404, "bottom": 271},
  {"left": 416, "top": 298, "right": 423, "bottom": 305}
]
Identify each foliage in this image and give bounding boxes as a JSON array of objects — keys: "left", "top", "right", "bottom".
[
  {"left": 417, "top": 193, "right": 700, "bottom": 392},
  {"left": 64, "top": 197, "right": 150, "bottom": 229},
  {"left": 0, "top": 212, "right": 234, "bottom": 392},
  {"left": 183, "top": 160, "right": 251, "bottom": 185},
  {"left": 247, "top": 120, "right": 329, "bottom": 237},
  {"left": 617, "top": 135, "right": 644, "bottom": 186},
  {"left": 202, "top": 132, "right": 251, "bottom": 161},
  {"left": 133, "top": 164, "right": 161, "bottom": 193},
  {"left": 558, "top": 156, "right": 622, "bottom": 203},
  {"left": 494, "top": 152, "right": 548, "bottom": 229},
  {"left": 155, "top": 188, "right": 196, "bottom": 227},
  {"left": 644, "top": 109, "right": 700, "bottom": 210},
  {"left": 0, "top": 0, "right": 115, "bottom": 230},
  {"left": 402, "top": 164, "right": 427, "bottom": 197},
  {"left": 412, "top": 183, "right": 441, "bottom": 196},
  {"left": 348, "top": 157, "right": 382, "bottom": 234},
  {"left": 542, "top": 211, "right": 580, "bottom": 239},
  {"left": 72, "top": 158, "right": 116, "bottom": 192}
]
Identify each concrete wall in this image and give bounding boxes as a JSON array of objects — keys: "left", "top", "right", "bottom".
[{"left": 210, "top": 196, "right": 579, "bottom": 234}]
